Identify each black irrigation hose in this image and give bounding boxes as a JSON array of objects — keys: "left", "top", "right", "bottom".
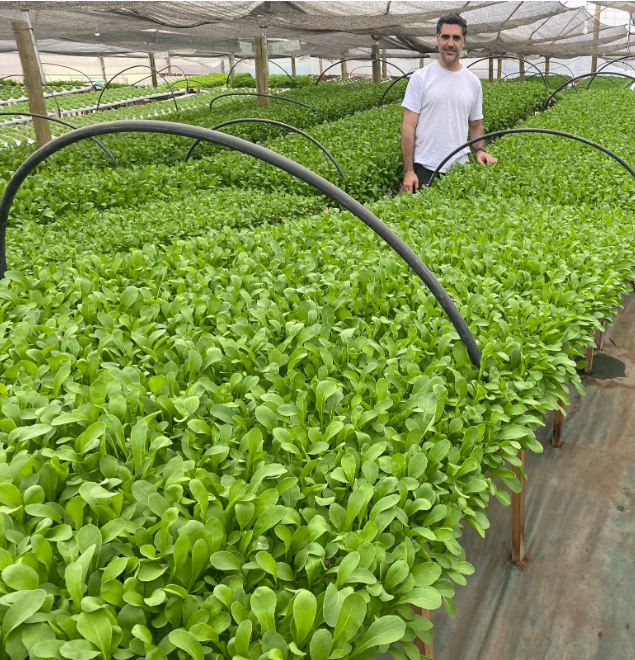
[
  {"left": 0, "top": 112, "right": 118, "bottom": 167},
  {"left": 184, "top": 118, "right": 344, "bottom": 178},
  {"left": 0, "top": 120, "right": 482, "bottom": 370},
  {"left": 0, "top": 75, "right": 61, "bottom": 115},
  {"left": 427, "top": 128, "right": 635, "bottom": 187},
  {"left": 541, "top": 72, "right": 635, "bottom": 111},
  {"left": 377, "top": 72, "right": 413, "bottom": 107},
  {"left": 96, "top": 65, "right": 179, "bottom": 112},
  {"left": 536, "top": 60, "right": 576, "bottom": 79},
  {"left": 225, "top": 58, "right": 296, "bottom": 87},
  {"left": 209, "top": 92, "right": 315, "bottom": 112},
  {"left": 591, "top": 56, "right": 635, "bottom": 85},
  {"left": 41, "top": 63, "right": 95, "bottom": 88},
  {"left": 583, "top": 71, "right": 635, "bottom": 90},
  {"left": 316, "top": 58, "right": 406, "bottom": 85},
  {"left": 133, "top": 65, "right": 190, "bottom": 92},
  {"left": 502, "top": 71, "right": 576, "bottom": 91},
  {"left": 466, "top": 56, "right": 547, "bottom": 87}
]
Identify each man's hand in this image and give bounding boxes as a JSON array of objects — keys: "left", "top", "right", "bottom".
[
  {"left": 402, "top": 170, "right": 420, "bottom": 193},
  {"left": 476, "top": 150, "right": 497, "bottom": 166}
]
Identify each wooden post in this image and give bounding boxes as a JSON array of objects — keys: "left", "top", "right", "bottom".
[
  {"left": 220, "top": 58, "right": 225, "bottom": 74},
  {"left": 419, "top": 57, "right": 424, "bottom": 69},
  {"left": 412, "top": 607, "right": 434, "bottom": 658},
  {"left": 591, "top": 4, "right": 602, "bottom": 73},
  {"left": 165, "top": 56, "right": 172, "bottom": 76},
  {"left": 253, "top": 35, "right": 269, "bottom": 106},
  {"left": 584, "top": 344, "right": 594, "bottom": 375},
  {"left": 544, "top": 56, "right": 550, "bottom": 76},
  {"left": 340, "top": 58, "right": 348, "bottom": 79},
  {"left": 148, "top": 52, "right": 158, "bottom": 87},
  {"left": 228, "top": 53, "right": 236, "bottom": 79},
  {"left": 381, "top": 49, "right": 388, "bottom": 78},
  {"left": 511, "top": 450, "right": 526, "bottom": 568},
  {"left": 497, "top": 57, "right": 502, "bottom": 79},
  {"left": 518, "top": 56, "right": 525, "bottom": 83},
  {"left": 12, "top": 20, "right": 51, "bottom": 147},
  {"left": 98, "top": 56, "right": 107, "bottom": 82},
  {"left": 488, "top": 56, "right": 494, "bottom": 82},
  {"left": 291, "top": 56, "right": 296, "bottom": 77},
  {"left": 552, "top": 400, "right": 564, "bottom": 448},
  {"left": 371, "top": 42, "right": 381, "bottom": 83},
  {"left": 319, "top": 57, "right": 323, "bottom": 74}
]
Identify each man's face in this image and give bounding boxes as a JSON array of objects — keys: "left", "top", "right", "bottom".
[{"left": 436, "top": 23, "right": 465, "bottom": 66}]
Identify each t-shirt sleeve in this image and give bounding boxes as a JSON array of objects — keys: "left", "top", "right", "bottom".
[
  {"left": 469, "top": 81, "right": 484, "bottom": 121},
  {"left": 401, "top": 74, "right": 423, "bottom": 113}
]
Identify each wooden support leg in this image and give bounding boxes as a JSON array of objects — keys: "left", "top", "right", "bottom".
[
  {"left": 412, "top": 607, "right": 434, "bottom": 658},
  {"left": 584, "top": 343, "right": 594, "bottom": 374},
  {"left": 552, "top": 399, "right": 564, "bottom": 448},
  {"left": 511, "top": 450, "right": 526, "bottom": 569}
]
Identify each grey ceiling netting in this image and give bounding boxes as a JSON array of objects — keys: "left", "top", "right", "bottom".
[{"left": 0, "top": 1, "right": 631, "bottom": 58}]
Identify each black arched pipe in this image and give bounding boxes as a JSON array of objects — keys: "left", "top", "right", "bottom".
[
  {"left": 316, "top": 58, "right": 406, "bottom": 85},
  {"left": 541, "top": 72, "right": 635, "bottom": 111},
  {"left": 0, "top": 120, "right": 482, "bottom": 369},
  {"left": 583, "top": 70, "right": 635, "bottom": 90},
  {"left": 41, "top": 63, "right": 94, "bottom": 88},
  {"left": 184, "top": 118, "right": 344, "bottom": 178},
  {"left": 225, "top": 58, "right": 296, "bottom": 87},
  {"left": 0, "top": 112, "right": 118, "bottom": 167},
  {"left": 427, "top": 128, "right": 635, "bottom": 187},
  {"left": 209, "top": 92, "right": 315, "bottom": 112},
  {"left": 589, "top": 56, "right": 635, "bottom": 87},
  {"left": 133, "top": 65, "right": 190, "bottom": 93},
  {"left": 377, "top": 72, "right": 413, "bottom": 107},
  {"left": 537, "top": 60, "right": 576, "bottom": 79},
  {"left": 96, "top": 66, "right": 179, "bottom": 112},
  {"left": 0, "top": 74, "right": 62, "bottom": 114},
  {"left": 466, "top": 56, "right": 547, "bottom": 86}
]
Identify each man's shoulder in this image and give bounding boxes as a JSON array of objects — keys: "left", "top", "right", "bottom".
[{"left": 461, "top": 65, "right": 482, "bottom": 87}]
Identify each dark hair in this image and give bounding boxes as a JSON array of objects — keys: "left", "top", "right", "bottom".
[{"left": 436, "top": 14, "right": 468, "bottom": 38}]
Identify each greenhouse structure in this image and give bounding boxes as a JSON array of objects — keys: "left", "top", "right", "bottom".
[{"left": 0, "top": 1, "right": 633, "bottom": 659}]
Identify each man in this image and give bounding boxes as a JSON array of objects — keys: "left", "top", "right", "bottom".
[{"left": 401, "top": 13, "right": 497, "bottom": 192}]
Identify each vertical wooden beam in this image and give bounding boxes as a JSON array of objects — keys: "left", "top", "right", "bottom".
[
  {"left": 220, "top": 57, "right": 225, "bottom": 74},
  {"left": 419, "top": 57, "right": 424, "bottom": 69},
  {"left": 412, "top": 607, "right": 434, "bottom": 658},
  {"left": 340, "top": 58, "right": 348, "bottom": 79},
  {"left": 511, "top": 450, "right": 526, "bottom": 568},
  {"left": 371, "top": 41, "right": 381, "bottom": 83},
  {"left": 518, "top": 56, "right": 525, "bottom": 83},
  {"left": 148, "top": 52, "right": 158, "bottom": 87},
  {"left": 381, "top": 49, "right": 388, "bottom": 78},
  {"left": 544, "top": 56, "right": 550, "bottom": 76},
  {"left": 253, "top": 35, "right": 269, "bottom": 106},
  {"left": 228, "top": 52, "right": 236, "bottom": 79},
  {"left": 497, "top": 57, "right": 502, "bottom": 78},
  {"left": 291, "top": 56, "right": 296, "bottom": 77},
  {"left": 319, "top": 57, "right": 323, "bottom": 74},
  {"left": 12, "top": 20, "right": 51, "bottom": 147},
  {"left": 488, "top": 56, "right": 494, "bottom": 82},
  {"left": 98, "top": 56, "right": 107, "bottom": 82},
  {"left": 584, "top": 344, "right": 594, "bottom": 375},
  {"left": 591, "top": 4, "right": 602, "bottom": 73},
  {"left": 165, "top": 56, "right": 172, "bottom": 76},
  {"left": 552, "top": 400, "right": 564, "bottom": 448}
]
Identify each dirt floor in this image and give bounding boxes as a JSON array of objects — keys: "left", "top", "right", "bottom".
[{"left": 380, "top": 291, "right": 635, "bottom": 660}]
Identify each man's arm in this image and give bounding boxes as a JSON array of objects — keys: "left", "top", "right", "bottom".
[
  {"left": 401, "top": 108, "right": 420, "bottom": 192},
  {"left": 468, "top": 119, "right": 497, "bottom": 165}
]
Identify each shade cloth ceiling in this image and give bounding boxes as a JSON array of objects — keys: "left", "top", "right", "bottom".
[{"left": 0, "top": 1, "right": 631, "bottom": 58}]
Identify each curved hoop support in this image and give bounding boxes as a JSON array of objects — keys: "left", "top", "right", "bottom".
[
  {"left": 184, "top": 118, "right": 344, "bottom": 177},
  {"left": 225, "top": 58, "right": 296, "bottom": 87},
  {"left": 133, "top": 65, "right": 190, "bottom": 92},
  {"left": 592, "top": 55, "right": 635, "bottom": 85},
  {"left": 0, "top": 120, "right": 482, "bottom": 369},
  {"left": 501, "top": 70, "right": 577, "bottom": 91},
  {"left": 427, "top": 127, "right": 635, "bottom": 187},
  {"left": 0, "top": 112, "right": 118, "bottom": 167},
  {"left": 541, "top": 72, "right": 635, "bottom": 111},
  {"left": 209, "top": 92, "right": 315, "bottom": 112},
  {"left": 41, "top": 63, "right": 94, "bottom": 87},
  {"left": 377, "top": 71, "right": 413, "bottom": 107},
  {"left": 467, "top": 56, "right": 547, "bottom": 86},
  {"left": 583, "top": 70, "right": 635, "bottom": 90},
  {"left": 315, "top": 58, "right": 406, "bottom": 85},
  {"left": 96, "top": 66, "right": 179, "bottom": 112}
]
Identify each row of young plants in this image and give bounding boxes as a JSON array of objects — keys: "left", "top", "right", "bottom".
[
  {"left": 1, "top": 80, "right": 550, "bottom": 227},
  {"left": 0, "top": 85, "right": 631, "bottom": 660}
]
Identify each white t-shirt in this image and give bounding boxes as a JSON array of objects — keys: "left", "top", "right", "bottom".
[{"left": 401, "top": 61, "right": 483, "bottom": 172}]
